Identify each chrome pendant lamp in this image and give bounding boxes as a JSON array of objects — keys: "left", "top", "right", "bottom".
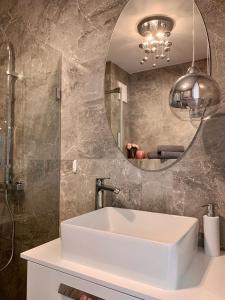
[{"left": 169, "top": 0, "right": 220, "bottom": 121}]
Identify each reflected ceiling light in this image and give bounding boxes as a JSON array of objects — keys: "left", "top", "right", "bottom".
[
  {"left": 138, "top": 16, "right": 174, "bottom": 68},
  {"left": 169, "top": 0, "right": 220, "bottom": 121}
]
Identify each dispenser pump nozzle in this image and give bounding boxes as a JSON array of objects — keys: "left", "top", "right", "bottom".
[{"left": 201, "top": 203, "right": 217, "bottom": 217}]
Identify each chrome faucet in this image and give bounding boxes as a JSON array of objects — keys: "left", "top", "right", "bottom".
[{"left": 96, "top": 178, "right": 120, "bottom": 209}]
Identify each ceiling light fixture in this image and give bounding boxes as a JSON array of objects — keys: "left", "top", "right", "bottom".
[
  {"left": 169, "top": 0, "right": 220, "bottom": 121},
  {"left": 138, "top": 16, "right": 174, "bottom": 68}
]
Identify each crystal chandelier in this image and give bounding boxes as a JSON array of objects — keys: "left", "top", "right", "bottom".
[{"left": 137, "top": 16, "right": 175, "bottom": 67}]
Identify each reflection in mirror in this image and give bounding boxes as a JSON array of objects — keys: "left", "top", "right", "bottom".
[{"left": 105, "top": 0, "right": 209, "bottom": 171}]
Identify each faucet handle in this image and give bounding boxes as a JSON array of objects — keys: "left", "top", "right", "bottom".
[
  {"left": 96, "top": 177, "right": 110, "bottom": 186},
  {"left": 96, "top": 177, "right": 110, "bottom": 183},
  {"left": 201, "top": 203, "right": 218, "bottom": 208}
]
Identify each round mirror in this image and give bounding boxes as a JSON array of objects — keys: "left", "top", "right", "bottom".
[{"left": 105, "top": 0, "right": 210, "bottom": 171}]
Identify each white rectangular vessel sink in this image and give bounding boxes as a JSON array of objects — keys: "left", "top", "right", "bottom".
[{"left": 61, "top": 207, "right": 199, "bottom": 290}]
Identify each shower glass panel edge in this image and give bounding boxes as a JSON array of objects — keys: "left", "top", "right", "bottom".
[{"left": 0, "top": 42, "right": 18, "bottom": 272}]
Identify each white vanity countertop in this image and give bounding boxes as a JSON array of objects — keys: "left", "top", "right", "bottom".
[{"left": 21, "top": 239, "right": 225, "bottom": 300}]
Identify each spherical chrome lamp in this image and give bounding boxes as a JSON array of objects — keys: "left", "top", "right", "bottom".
[
  {"left": 169, "top": 0, "right": 220, "bottom": 121},
  {"left": 170, "top": 65, "right": 220, "bottom": 121}
]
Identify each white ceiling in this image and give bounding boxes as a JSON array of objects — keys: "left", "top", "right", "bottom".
[{"left": 107, "top": 0, "right": 208, "bottom": 74}]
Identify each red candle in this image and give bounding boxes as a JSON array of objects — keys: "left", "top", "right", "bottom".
[{"left": 136, "top": 150, "right": 145, "bottom": 159}]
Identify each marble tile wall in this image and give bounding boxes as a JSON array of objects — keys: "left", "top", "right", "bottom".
[
  {"left": 0, "top": 0, "right": 221, "bottom": 242},
  {"left": 58, "top": 0, "right": 225, "bottom": 252},
  {"left": 0, "top": 0, "right": 225, "bottom": 299}
]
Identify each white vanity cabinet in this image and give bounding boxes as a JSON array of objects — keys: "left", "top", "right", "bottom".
[
  {"left": 22, "top": 239, "right": 225, "bottom": 300},
  {"left": 27, "top": 262, "right": 144, "bottom": 300}
]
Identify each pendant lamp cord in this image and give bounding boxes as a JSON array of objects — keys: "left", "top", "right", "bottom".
[
  {"left": 192, "top": 0, "right": 195, "bottom": 68},
  {"left": 207, "top": 41, "right": 210, "bottom": 75}
]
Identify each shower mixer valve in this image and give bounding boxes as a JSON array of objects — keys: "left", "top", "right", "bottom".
[{"left": 15, "top": 181, "right": 24, "bottom": 191}]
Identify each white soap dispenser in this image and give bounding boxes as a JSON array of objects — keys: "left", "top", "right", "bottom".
[{"left": 202, "top": 203, "right": 220, "bottom": 257}]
